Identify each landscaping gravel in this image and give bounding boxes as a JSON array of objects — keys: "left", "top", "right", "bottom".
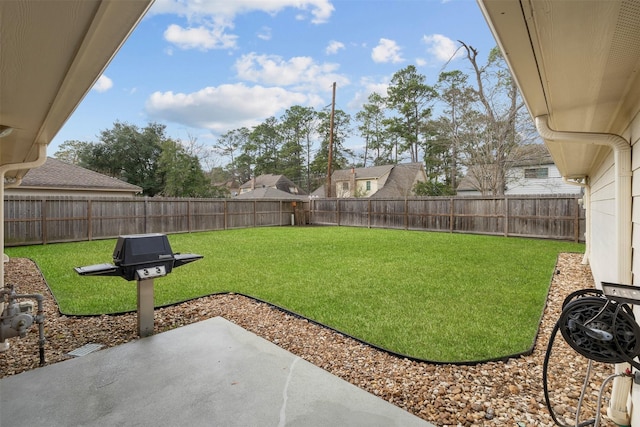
[{"left": 0, "top": 253, "right": 620, "bottom": 426}]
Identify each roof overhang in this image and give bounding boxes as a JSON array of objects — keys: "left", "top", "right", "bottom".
[
  {"left": 477, "top": 0, "right": 640, "bottom": 179},
  {"left": 0, "top": 0, "right": 153, "bottom": 180}
]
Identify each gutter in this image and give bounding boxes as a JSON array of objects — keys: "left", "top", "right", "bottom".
[
  {"left": 535, "top": 115, "right": 632, "bottom": 285},
  {"left": 0, "top": 144, "right": 48, "bottom": 288}
]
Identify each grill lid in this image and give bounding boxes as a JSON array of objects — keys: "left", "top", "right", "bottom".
[{"left": 75, "top": 233, "right": 203, "bottom": 281}]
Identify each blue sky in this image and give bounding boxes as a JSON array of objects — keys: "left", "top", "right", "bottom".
[{"left": 51, "top": 0, "right": 498, "bottom": 165}]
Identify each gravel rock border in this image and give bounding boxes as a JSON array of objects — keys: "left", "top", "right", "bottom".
[{"left": 0, "top": 253, "right": 620, "bottom": 426}]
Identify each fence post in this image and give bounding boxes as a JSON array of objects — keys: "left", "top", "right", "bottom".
[
  {"left": 336, "top": 199, "right": 340, "bottom": 226},
  {"left": 574, "top": 197, "right": 580, "bottom": 242},
  {"left": 224, "top": 200, "right": 228, "bottom": 230},
  {"left": 404, "top": 199, "right": 408, "bottom": 230},
  {"left": 368, "top": 199, "right": 371, "bottom": 229},
  {"left": 144, "top": 197, "right": 149, "bottom": 234},
  {"left": 187, "top": 199, "right": 192, "bottom": 233},
  {"left": 40, "top": 198, "right": 48, "bottom": 244},
  {"left": 87, "top": 199, "right": 93, "bottom": 241},
  {"left": 504, "top": 196, "right": 509, "bottom": 237},
  {"left": 449, "top": 198, "right": 454, "bottom": 233}
]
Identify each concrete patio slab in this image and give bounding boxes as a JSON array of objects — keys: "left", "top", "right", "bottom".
[{"left": 0, "top": 316, "right": 435, "bottom": 426}]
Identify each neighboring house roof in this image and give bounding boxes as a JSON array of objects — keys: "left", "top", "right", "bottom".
[
  {"left": 309, "top": 185, "right": 326, "bottom": 198},
  {"left": 15, "top": 157, "right": 142, "bottom": 194},
  {"left": 239, "top": 174, "right": 307, "bottom": 195},
  {"left": 370, "top": 163, "right": 426, "bottom": 198},
  {"left": 456, "top": 166, "right": 494, "bottom": 193},
  {"left": 332, "top": 165, "right": 394, "bottom": 181},
  {"left": 234, "top": 187, "right": 305, "bottom": 200},
  {"left": 509, "top": 144, "right": 554, "bottom": 167},
  {"left": 311, "top": 163, "right": 426, "bottom": 198}
]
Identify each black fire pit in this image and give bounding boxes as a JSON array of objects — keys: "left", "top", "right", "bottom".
[{"left": 75, "top": 233, "right": 202, "bottom": 337}]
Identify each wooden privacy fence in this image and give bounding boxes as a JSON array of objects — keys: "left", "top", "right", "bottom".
[
  {"left": 309, "top": 195, "right": 585, "bottom": 242},
  {"left": 4, "top": 196, "right": 298, "bottom": 246},
  {"left": 4, "top": 194, "right": 584, "bottom": 246}
]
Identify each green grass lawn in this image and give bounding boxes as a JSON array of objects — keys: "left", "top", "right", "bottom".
[{"left": 6, "top": 227, "right": 584, "bottom": 362}]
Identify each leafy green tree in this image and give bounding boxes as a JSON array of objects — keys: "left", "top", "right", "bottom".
[
  {"left": 278, "top": 105, "right": 316, "bottom": 192},
  {"left": 54, "top": 140, "right": 91, "bottom": 165},
  {"left": 213, "top": 128, "right": 249, "bottom": 167},
  {"left": 232, "top": 152, "right": 256, "bottom": 184},
  {"left": 413, "top": 180, "right": 456, "bottom": 196},
  {"left": 214, "top": 127, "right": 250, "bottom": 184},
  {"left": 422, "top": 120, "right": 451, "bottom": 186},
  {"left": 311, "top": 108, "right": 352, "bottom": 184},
  {"left": 381, "top": 116, "right": 404, "bottom": 164},
  {"left": 78, "top": 121, "right": 218, "bottom": 197},
  {"left": 356, "top": 92, "right": 391, "bottom": 167},
  {"left": 431, "top": 70, "right": 477, "bottom": 190},
  {"left": 386, "top": 65, "right": 437, "bottom": 163},
  {"left": 79, "top": 121, "right": 165, "bottom": 196},
  {"left": 158, "top": 139, "right": 212, "bottom": 197},
  {"left": 250, "top": 117, "right": 281, "bottom": 176},
  {"left": 206, "top": 166, "right": 233, "bottom": 198}
]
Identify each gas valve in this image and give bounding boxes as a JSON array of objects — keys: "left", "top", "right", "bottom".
[{"left": 0, "top": 284, "right": 46, "bottom": 365}]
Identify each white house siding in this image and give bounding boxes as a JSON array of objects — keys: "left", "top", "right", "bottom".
[
  {"left": 588, "top": 149, "right": 618, "bottom": 287},
  {"left": 505, "top": 164, "right": 582, "bottom": 195},
  {"left": 355, "top": 179, "right": 379, "bottom": 197},
  {"left": 631, "top": 113, "right": 640, "bottom": 289},
  {"left": 627, "top": 108, "right": 640, "bottom": 427}
]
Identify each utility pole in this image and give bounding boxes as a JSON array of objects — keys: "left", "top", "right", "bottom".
[{"left": 326, "top": 82, "right": 336, "bottom": 198}]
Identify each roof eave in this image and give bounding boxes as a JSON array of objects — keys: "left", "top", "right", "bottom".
[
  {"left": 0, "top": 0, "right": 154, "bottom": 178},
  {"left": 477, "top": 0, "right": 639, "bottom": 179}
]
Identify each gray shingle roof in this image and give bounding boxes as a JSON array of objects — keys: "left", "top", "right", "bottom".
[
  {"left": 19, "top": 157, "right": 142, "bottom": 193},
  {"left": 311, "top": 163, "right": 426, "bottom": 198},
  {"left": 239, "top": 174, "right": 306, "bottom": 195},
  {"left": 370, "top": 163, "right": 425, "bottom": 198},
  {"left": 234, "top": 187, "right": 305, "bottom": 200},
  {"left": 332, "top": 165, "right": 394, "bottom": 181}
]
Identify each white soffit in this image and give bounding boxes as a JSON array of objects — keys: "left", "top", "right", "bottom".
[
  {"left": 478, "top": 0, "right": 640, "bottom": 178},
  {"left": 0, "top": 0, "right": 153, "bottom": 179}
]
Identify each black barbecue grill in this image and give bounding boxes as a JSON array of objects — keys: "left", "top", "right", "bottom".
[
  {"left": 75, "top": 233, "right": 203, "bottom": 336},
  {"left": 75, "top": 233, "right": 202, "bottom": 281}
]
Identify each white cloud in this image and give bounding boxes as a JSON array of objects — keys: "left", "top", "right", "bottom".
[
  {"left": 257, "top": 26, "right": 272, "bottom": 41},
  {"left": 151, "top": 0, "right": 334, "bottom": 24},
  {"left": 371, "top": 38, "right": 403, "bottom": 63},
  {"left": 164, "top": 23, "right": 237, "bottom": 50},
  {"left": 347, "top": 76, "right": 389, "bottom": 109},
  {"left": 145, "top": 83, "right": 321, "bottom": 133},
  {"left": 153, "top": 0, "right": 334, "bottom": 51},
  {"left": 325, "top": 40, "right": 345, "bottom": 55},
  {"left": 234, "top": 52, "right": 349, "bottom": 91},
  {"left": 422, "top": 34, "right": 463, "bottom": 63},
  {"left": 92, "top": 75, "right": 113, "bottom": 93}
]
